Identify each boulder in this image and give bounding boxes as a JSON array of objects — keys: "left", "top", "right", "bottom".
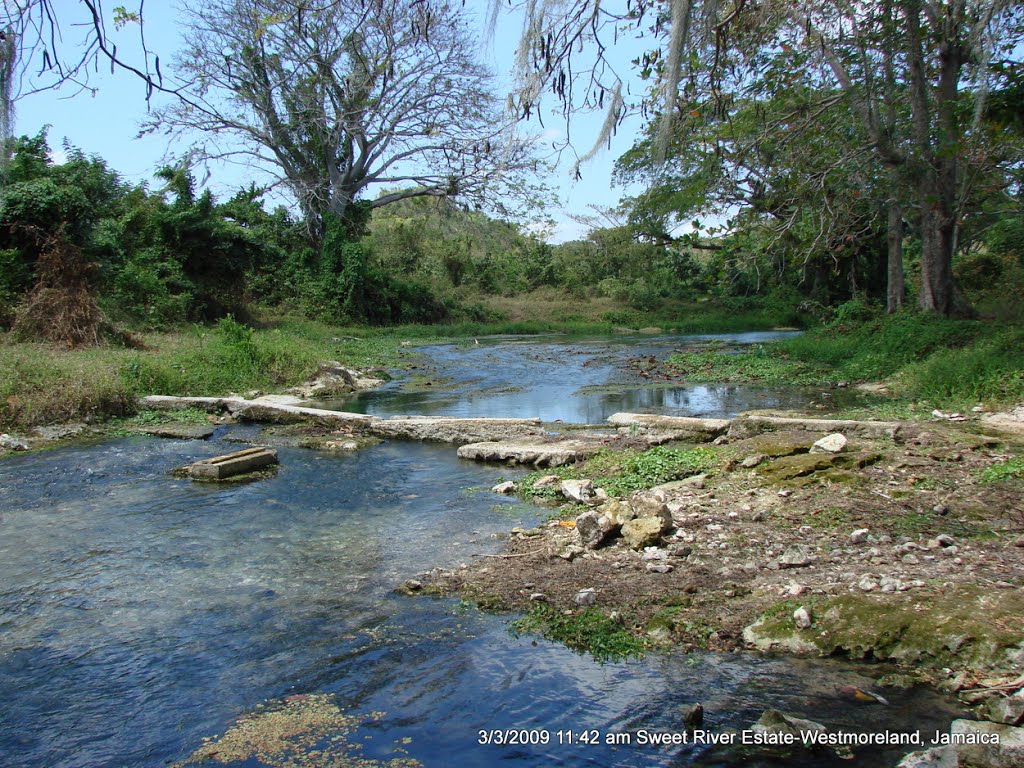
[
  {"left": 561, "top": 479, "right": 597, "bottom": 503},
  {"left": 811, "top": 433, "right": 848, "bottom": 453},
  {"left": 850, "top": 528, "right": 871, "bottom": 545},
  {"left": 0, "top": 433, "right": 30, "bottom": 451},
  {"left": 896, "top": 747, "right": 958, "bottom": 768},
  {"left": 289, "top": 362, "right": 385, "bottom": 398},
  {"left": 31, "top": 424, "right": 85, "bottom": 441},
  {"left": 574, "top": 588, "right": 598, "bottom": 607},
  {"left": 575, "top": 511, "right": 616, "bottom": 549},
  {"left": 622, "top": 517, "right": 666, "bottom": 550},
  {"left": 597, "top": 499, "right": 636, "bottom": 527},
  {"left": 988, "top": 690, "right": 1024, "bottom": 726},
  {"left": 491, "top": 481, "right": 516, "bottom": 495},
  {"left": 740, "top": 453, "right": 768, "bottom": 468},
  {"left": 794, "top": 606, "right": 813, "bottom": 629},
  {"left": 629, "top": 491, "right": 673, "bottom": 528}
]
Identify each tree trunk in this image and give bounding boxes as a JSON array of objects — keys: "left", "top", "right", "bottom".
[
  {"left": 916, "top": 173, "right": 957, "bottom": 315},
  {"left": 886, "top": 198, "right": 904, "bottom": 313},
  {"left": 905, "top": 0, "right": 970, "bottom": 317}
]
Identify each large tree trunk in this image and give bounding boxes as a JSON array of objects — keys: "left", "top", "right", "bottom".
[
  {"left": 916, "top": 191, "right": 957, "bottom": 314},
  {"left": 905, "top": 0, "right": 971, "bottom": 317},
  {"left": 886, "top": 198, "right": 905, "bottom": 313}
]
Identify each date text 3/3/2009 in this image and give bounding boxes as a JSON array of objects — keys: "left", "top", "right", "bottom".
[{"left": 477, "top": 729, "right": 610, "bottom": 746}]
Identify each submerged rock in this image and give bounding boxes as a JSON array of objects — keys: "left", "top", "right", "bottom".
[
  {"left": 680, "top": 703, "right": 704, "bottom": 728},
  {"left": 751, "top": 708, "right": 828, "bottom": 737}
]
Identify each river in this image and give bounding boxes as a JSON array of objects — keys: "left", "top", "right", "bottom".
[{"left": 0, "top": 333, "right": 962, "bottom": 767}]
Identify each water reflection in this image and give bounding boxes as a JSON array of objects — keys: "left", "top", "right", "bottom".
[{"left": 328, "top": 333, "right": 865, "bottom": 423}]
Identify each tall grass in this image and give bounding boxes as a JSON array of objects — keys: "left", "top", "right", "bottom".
[
  {"left": 1, "top": 318, "right": 336, "bottom": 429},
  {"left": 779, "top": 312, "right": 1023, "bottom": 405},
  {"left": 666, "top": 307, "right": 1023, "bottom": 408}
]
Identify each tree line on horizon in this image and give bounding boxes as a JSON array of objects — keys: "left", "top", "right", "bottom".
[{"left": 0, "top": 0, "right": 1021, "bottom": 345}]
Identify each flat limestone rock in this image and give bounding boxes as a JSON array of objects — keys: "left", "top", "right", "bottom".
[
  {"left": 140, "top": 395, "right": 375, "bottom": 427},
  {"left": 607, "top": 413, "right": 730, "bottom": 440},
  {"left": 371, "top": 416, "right": 544, "bottom": 445},
  {"left": 184, "top": 447, "right": 278, "bottom": 480},
  {"left": 136, "top": 423, "right": 217, "bottom": 440},
  {"left": 457, "top": 437, "right": 605, "bottom": 467},
  {"left": 729, "top": 413, "right": 902, "bottom": 439},
  {"left": 230, "top": 401, "right": 374, "bottom": 426}
]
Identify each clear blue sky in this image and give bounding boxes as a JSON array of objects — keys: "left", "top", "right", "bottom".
[{"left": 12, "top": 3, "right": 651, "bottom": 243}]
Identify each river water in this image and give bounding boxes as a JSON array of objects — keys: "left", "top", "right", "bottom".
[
  {"left": 0, "top": 333, "right": 961, "bottom": 768},
  {"left": 328, "top": 332, "right": 863, "bottom": 423}
]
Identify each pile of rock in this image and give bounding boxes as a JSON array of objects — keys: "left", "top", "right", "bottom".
[{"left": 574, "top": 487, "right": 676, "bottom": 552}]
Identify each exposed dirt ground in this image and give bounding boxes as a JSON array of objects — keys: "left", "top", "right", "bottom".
[{"left": 415, "top": 419, "right": 1024, "bottom": 713}]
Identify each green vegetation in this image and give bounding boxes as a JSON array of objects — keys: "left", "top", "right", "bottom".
[
  {"left": 667, "top": 306, "right": 1024, "bottom": 409},
  {"left": 0, "top": 316, "right": 408, "bottom": 430},
  {"left": 523, "top": 446, "right": 721, "bottom": 503},
  {"left": 511, "top": 603, "right": 649, "bottom": 662},
  {"left": 981, "top": 457, "right": 1024, "bottom": 484}
]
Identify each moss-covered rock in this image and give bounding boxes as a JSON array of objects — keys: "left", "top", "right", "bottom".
[
  {"left": 731, "top": 430, "right": 817, "bottom": 458},
  {"left": 756, "top": 451, "right": 881, "bottom": 483},
  {"left": 744, "top": 587, "right": 1024, "bottom": 686}
]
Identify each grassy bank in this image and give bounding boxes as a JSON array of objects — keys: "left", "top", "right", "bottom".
[
  {"left": 0, "top": 317, "right": 402, "bottom": 431},
  {"left": 0, "top": 298, "right": 802, "bottom": 432},
  {"left": 666, "top": 310, "right": 1024, "bottom": 410}
]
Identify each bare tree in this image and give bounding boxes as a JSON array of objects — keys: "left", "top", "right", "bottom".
[
  {"left": 0, "top": 2, "right": 171, "bottom": 129},
  {"left": 146, "top": 0, "right": 539, "bottom": 240}
]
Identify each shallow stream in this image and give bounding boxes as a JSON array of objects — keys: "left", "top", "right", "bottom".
[
  {"left": 327, "top": 332, "right": 864, "bottom": 423},
  {"left": 0, "top": 333, "right": 961, "bottom": 768}
]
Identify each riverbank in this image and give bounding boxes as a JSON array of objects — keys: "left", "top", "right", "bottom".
[
  {"left": 655, "top": 312, "right": 1024, "bottom": 415},
  {"left": 415, "top": 413, "right": 1024, "bottom": 729},
  {"left": 0, "top": 300, "right": 803, "bottom": 434}
]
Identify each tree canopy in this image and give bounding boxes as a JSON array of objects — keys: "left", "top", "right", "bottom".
[{"left": 147, "top": 0, "right": 540, "bottom": 240}]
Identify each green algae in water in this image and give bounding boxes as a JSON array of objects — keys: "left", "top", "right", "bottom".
[{"left": 173, "top": 694, "right": 421, "bottom": 768}]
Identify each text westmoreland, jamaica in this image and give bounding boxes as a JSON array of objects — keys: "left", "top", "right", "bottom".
[{"left": 633, "top": 729, "right": 1001, "bottom": 748}]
